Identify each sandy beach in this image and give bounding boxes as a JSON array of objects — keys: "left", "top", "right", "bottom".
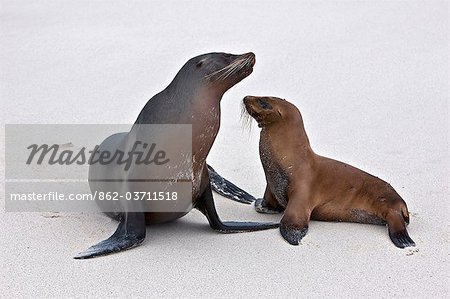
[{"left": 1, "top": 1, "right": 448, "bottom": 297}]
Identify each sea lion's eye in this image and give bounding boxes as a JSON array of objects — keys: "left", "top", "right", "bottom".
[
  {"left": 196, "top": 60, "right": 204, "bottom": 68},
  {"left": 258, "top": 99, "right": 273, "bottom": 110}
]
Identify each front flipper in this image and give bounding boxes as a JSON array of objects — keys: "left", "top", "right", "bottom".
[
  {"left": 280, "top": 209, "right": 310, "bottom": 245},
  {"left": 74, "top": 212, "right": 146, "bottom": 259},
  {"left": 387, "top": 212, "right": 415, "bottom": 248},
  {"left": 196, "top": 182, "right": 279, "bottom": 233},
  {"left": 279, "top": 188, "right": 311, "bottom": 245},
  {"left": 280, "top": 221, "right": 308, "bottom": 245},
  {"left": 207, "top": 164, "right": 256, "bottom": 204}
]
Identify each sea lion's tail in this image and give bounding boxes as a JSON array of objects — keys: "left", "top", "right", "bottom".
[{"left": 207, "top": 164, "right": 256, "bottom": 204}]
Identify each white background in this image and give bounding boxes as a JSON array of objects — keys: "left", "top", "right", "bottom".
[{"left": 1, "top": 1, "right": 448, "bottom": 297}]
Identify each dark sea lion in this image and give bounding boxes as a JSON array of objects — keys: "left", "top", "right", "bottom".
[
  {"left": 74, "top": 53, "right": 278, "bottom": 259},
  {"left": 242, "top": 95, "right": 415, "bottom": 248}
]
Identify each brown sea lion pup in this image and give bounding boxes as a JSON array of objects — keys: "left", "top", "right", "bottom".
[{"left": 243, "top": 96, "right": 415, "bottom": 248}]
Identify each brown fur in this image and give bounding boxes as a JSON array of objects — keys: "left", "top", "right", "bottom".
[{"left": 244, "top": 96, "right": 415, "bottom": 248}]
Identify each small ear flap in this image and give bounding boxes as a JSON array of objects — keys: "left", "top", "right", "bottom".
[{"left": 278, "top": 109, "right": 282, "bottom": 116}]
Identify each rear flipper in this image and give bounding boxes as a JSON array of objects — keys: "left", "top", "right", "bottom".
[
  {"left": 387, "top": 212, "right": 415, "bottom": 248},
  {"left": 74, "top": 212, "right": 146, "bottom": 259},
  {"left": 196, "top": 182, "right": 279, "bottom": 233},
  {"left": 207, "top": 164, "right": 256, "bottom": 204},
  {"left": 389, "top": 229, "right": 415, "bottom": 248}
]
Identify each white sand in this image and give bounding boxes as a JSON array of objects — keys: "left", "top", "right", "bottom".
[{"left": 1, "top": 0, "right": 448, "bottom": 297}]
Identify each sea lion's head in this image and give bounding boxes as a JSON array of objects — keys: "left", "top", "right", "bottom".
[
  {"left": 243, "top": 96, "right": 299, "bottom": 128},
  {"left": 178, "top": 52, "right": 255, "bottom": 94}
]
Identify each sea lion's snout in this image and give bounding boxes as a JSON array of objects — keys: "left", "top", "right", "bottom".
[
  {"left": 203, "top": 52, "right": 255, "bottom": 83},
  {"left": 243, "top": 95, "right": 256, "bottom": 105},
  {"left": 243, "top": 96, "right": 258, "bottom": 113},
  {"left": 235, "top": 52, "right": 255, "bottom": 75},
  {"left": 244, "top": 96, "right": 272, "bottom": 111},
  {"left": 240, "top": 52, "right": 256, "bottom": 67},
  {"left": 243, "top": 96, "right": 266, "bottom": 127},
  {"left": 243, "top": 96, "right": 287, "bottom": 128}
]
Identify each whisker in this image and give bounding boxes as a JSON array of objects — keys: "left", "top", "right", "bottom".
[
  {"left": 204, "top": 57, "right": 249, "bottom": 81},
  {"left": 219, "top": 63, "right": 240, "bottom": 80},
  {"left": 219, "top": 60, "right": 242, "bottom": 77},
  {"left": 240, "top": 100, "right": 254, "bottom": 134},
  {"left": 204, "top": 60, "right": 240, "bottom": 79}
]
